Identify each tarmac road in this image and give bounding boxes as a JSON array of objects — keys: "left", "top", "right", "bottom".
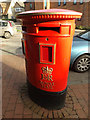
[{"left": 0, "top": 31, "right": 88, "bottom": 85}]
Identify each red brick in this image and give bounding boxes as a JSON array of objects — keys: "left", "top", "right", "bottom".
[
  {"left": 83, "top": 84, "right": 88, "bottom": 88},
  {"left": 37, "top": 108, "right": 45, "bottom": 116},
  {"left": 14, "top": 114, "right": 23, "bottom": 118},
  {"left": 24, "top": 108, "right": 32, "bottom": 115},
  {"left": 74, "top": 103, "right": 82, "bottom": 110},
  {"left": 73, "top": 90, "right": 83, "bottom": 99},
  {"left": 15, "top": 104, "right": 24, "bottom": 115},
  {"left": 78, "top": 99, "right": 88, "bottom": 108},
  {"left": 57, "top": 110, "right": 63, "bottom": 118},
  {"left": 3, "top": 93, "right": 11, "bottom": 100},
  {"left": 69, "top": 115, "right": 79, "bottom": 118},
  {"left": 76, "top": 109, "right": 87, "bottom": 118},
  {"left": 7, "top": 103, "right": 16, "bottom": 111},
  {"left": 82, "top": 94, "right": 88, "bottom": 102},
  {"left": 9, "top": 95, "right": 18, "bottom": 104},
  {"left": 68, "top": 91, "right": 75, "bottom": 97},
  {"left": 34, "top": 106, "right": 41, "bottom": 114},
  {"left": 83, "top": 107, "right": 88, "bottom": 116},
  {"left": 43, "top": 110, "right": 48, "bottom": 118},
  {"left": 72, "top": 97, "right": 78, "bottom": 103},
  {"left": 4, "top": 111, "right": 14, "bottom": 118},
  {"left": 23, "top": 114, "right": 32, "bottom": 118},
  {"left": 48, "top": 110, "right": 53, "bottom": 118},
  {"left": 53, "top": 110, "right": 58, "bottom": 118},
  {"left": 32, "top": 113, "right": 41, "bottom": 118},
  {"left": 61, "top": 109, "right": 69, "bottom": 118},
  {"left": 65, "top": 108, "right": 75, "bottom": 115},
  {"left": 2, "top": 107, "right": 6, "bottom": 115},
  {"left": 65, "top": 100, "right": 73, "bottom": 104},
  {"left": 2, "top": 98, "right": 9, "bottom": 108},
  {"left": 11, "top": 90, "right": 18, "bottom": 95},
  {"left": 16, "top": 96, "right": 23, "bottom": 104},
  {"left": 30, "top": 104, "right": 38, "bottom": 111},
  {"left": 64, "top": 103, "right": 73, "bottom": 108}
]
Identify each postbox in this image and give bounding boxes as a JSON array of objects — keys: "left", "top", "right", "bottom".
[{"left": 17, "top": 9, "right": 82, "bottom": 109}]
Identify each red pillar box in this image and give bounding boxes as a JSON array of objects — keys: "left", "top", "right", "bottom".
[{"left": 17, "top": 9, "right": 82, "bottom": 109}]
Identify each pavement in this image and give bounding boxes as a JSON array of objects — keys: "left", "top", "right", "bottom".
[{"left": 1, "top": 31, "right": 89, "bottom": 119}]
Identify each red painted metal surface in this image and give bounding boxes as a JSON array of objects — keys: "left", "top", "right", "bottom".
[{"left": 17, "top": 9, "right": 82, "bottom": 92}]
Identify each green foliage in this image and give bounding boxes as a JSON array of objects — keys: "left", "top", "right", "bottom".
[
  {"left": 17, "top": 29, "right": 22, "bottom": 32},
  {"left": 76, "top": 25, "right": 90, "bottom": 30},
  {"left": 2, "top": 19, "right": 17, "bottom": 22}
]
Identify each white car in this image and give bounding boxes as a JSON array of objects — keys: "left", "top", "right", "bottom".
[{"left": 0, "top": 20, "right": 17, "bottom": 39}]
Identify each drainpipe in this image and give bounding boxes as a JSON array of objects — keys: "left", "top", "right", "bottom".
[
  {"left": 43, "top": 0, "right": 50, "bottom": 9},
  {"left": 47, "top": 0, "right": 50, "bottom": 9}
]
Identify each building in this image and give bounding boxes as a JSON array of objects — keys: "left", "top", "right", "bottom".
[
  {"left": 0, "top": 1, "right": 25, "bottom": 19},
  {"left": 11, "top": 2, "right": 25, "bottom": 19},
  {"left": 24, "top": 1, "right": 90, "bottom": 27},
  {"left": 0, "top": 4, "right": 3, "bottom": 16},
  {"left": 0, "top": 2, "right": 10, "bottom": 19}
]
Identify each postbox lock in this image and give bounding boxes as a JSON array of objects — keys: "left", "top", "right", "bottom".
[{"left": 46, "top": 38, "right": 49, "bottom": 41}]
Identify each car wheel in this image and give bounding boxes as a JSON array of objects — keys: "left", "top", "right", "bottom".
[
  {"left": 73, "top": 55, "right": 90, "bottom": 72},
  {"left": 4, "top": 32, "right": 11, "bottom": 39}
]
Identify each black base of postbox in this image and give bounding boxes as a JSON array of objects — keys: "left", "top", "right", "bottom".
[{"left": 27, "top": 80, "right": 67, "bottom": 110}]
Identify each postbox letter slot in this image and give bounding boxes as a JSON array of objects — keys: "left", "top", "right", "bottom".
[{"left": 39, "top": 27, "right": 60, "bottom": 33}]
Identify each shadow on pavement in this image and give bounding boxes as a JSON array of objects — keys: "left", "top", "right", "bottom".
[{"left": 0, "top": 47, "right": 24, "bottom": 58}]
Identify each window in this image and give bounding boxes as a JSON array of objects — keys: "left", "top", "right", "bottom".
[
  {"left": 74, "top": 0, "right": 77, "bottom": 4},
  {"left": 58, "top": 0, "right": 61, "bottom": 6},
  {"left": 0, "top": 22, "right": 2, "bottom": 26},
  {"left": 2, "top": 22, "right": 8, "bottom": 27},
  {"left": 45, "top": 0, "right": 47, "bottom": 9},
  {"left": 80, "top": 0, "right": 83, "bottom": 4},
  {"left": 63, "top": 0, "right": 66, "bottom": 5},
  {"left": 15, "top": 8, "right": 23, "bottom": 12},
  {"left": 30, "top": 3, "right": 32, "bottom": 9},
  {"left": 0, "top": 7, "right": 3, "bottom": 14}
]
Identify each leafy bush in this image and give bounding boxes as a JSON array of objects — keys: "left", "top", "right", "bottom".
[
  {"left": 2, "top": 19, "right": 17, "bottom": 22},
  {"left": 76, "top": 25, "right": 90, "bottom": 30}
]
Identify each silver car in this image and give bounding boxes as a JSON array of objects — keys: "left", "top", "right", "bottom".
[{"left": 0, "top": 20, "right": 16, "bottom": 39}]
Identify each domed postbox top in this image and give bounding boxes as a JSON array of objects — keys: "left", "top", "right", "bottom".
[{"left": 16, "top": 9, "right": 82, "bottom": 20}]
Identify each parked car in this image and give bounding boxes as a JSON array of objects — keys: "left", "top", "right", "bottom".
[
  {"left": 70, "top": 31, "right": 90, "bottom": 72},
  {"left": 0, "top": 20, "right": 16, "bottom": 39}
]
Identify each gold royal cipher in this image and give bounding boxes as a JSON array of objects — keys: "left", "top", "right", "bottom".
[{"left": 41, "top": 66, "right": 53, "bottom": 81}]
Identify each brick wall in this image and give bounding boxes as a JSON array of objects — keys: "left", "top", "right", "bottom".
[
  {"left": 24, "top": 2, "right": 35, "bottom": 11},
  {"left": 50, "top": 2, "right": 89, "bottom": 27},
  {"left": 24, "top": 2, "right": 43, "bottom": 11},
  {"left": 24, "top": 2, "right": 90, "bottom": 27}
]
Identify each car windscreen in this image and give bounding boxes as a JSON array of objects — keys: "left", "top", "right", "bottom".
[{"left": 80, "top": 31, "right": 90, "bottom": 41}]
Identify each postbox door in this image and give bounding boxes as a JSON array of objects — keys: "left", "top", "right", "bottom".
[{"left": 39, "top": 43, "right": 56, "bottom": 64}]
